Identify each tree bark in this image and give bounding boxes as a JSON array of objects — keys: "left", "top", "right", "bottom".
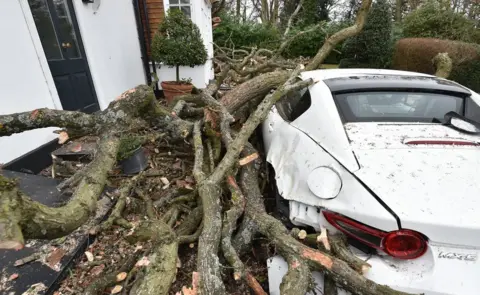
[{"left": 0, "top": 135, "right": 119, "bottom": 249}]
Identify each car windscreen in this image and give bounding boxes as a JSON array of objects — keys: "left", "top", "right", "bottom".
[{"left": 333, "top": 91, "right": 467, "bottom": 123}]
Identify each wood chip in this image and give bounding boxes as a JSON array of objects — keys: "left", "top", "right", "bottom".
[
  {"left": 176, "top": 258, "right": 182, "bottom": 268},
  {"left": 90, "top": 264, "right": 105, "bottom": 276},
  {"left": 69, "top": 143, "right": 82, "bottom": 153},
  {"left": 317, "top": 226, "right": 331, "bottom": 251},
  {"left": 111, "top": 285, "right": 123, "bottom": 294},
  {"left": 238, "top": 153, "right": 259, "bottom": 166},
  {"left": 116, "top": 272, "right": 127, "bottom": 282},
  {"left": 46, "top": 248, "right": 66, "bottom": 268},
  {"left": 297, "top": 230, "right": 307, "bottom": 240},
  {"left": 160, "top": 177, "right": 170, "bottom": 189},
  {"left": 58, "top": 131, "right": 69, "bottom": 144},
  {"left": 85, "top": 251, "right": 94, "bottom": 262},
  {"left": 30, "top": 109, "right": 40, "bottom": 119},
  {"left": 135, "top": 256, "right": 150, "bottom": 267}
]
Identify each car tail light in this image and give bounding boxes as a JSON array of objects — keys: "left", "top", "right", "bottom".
[{"left": 323, "top": 211, "right": 427, "bottom": 259}]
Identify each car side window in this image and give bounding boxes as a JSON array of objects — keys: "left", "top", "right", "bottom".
[
  {"left": 275, "top": 89, "right": 311, "bottom": 122},
  {"left": 465, "top": 95, "right": 480, "bottom": 122}
]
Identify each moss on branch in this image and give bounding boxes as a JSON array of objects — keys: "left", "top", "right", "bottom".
[{"left": 0, "top": 135, "right": 119, "bottom": 248}]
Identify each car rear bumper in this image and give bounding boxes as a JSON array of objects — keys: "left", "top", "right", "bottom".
[{"left": 267, "top": 242, "right": 480, "bottom": 295}]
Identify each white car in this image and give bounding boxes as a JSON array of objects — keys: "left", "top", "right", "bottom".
[{"left": 262, "top": 69, "right": 480, "bottom": 295}]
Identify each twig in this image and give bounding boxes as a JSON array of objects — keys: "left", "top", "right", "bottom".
[
  {"left": 14, "top": 251, "right": 44, "bottom": 266},
  {"left": 178, "top": 221, "right": 204, "bottom": 244},
  {"left": 246, "top": 272, "right": 268, "bottom": 295},
  {"left": 207, "top": 139, "right": 215, "bottom": 173},
  {"left": 284, "top": 0, "right": 304, "bottom": 37}
]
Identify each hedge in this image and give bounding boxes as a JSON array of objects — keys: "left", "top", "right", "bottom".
[{"left": 392, "top": 38, "right": 480, "bottom": 92}]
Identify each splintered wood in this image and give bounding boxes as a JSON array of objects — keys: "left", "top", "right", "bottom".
[{"left": 238, "top": 153, "right": 258, "bottom": 166}]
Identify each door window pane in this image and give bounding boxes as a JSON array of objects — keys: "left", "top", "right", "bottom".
[
  {"left": 28, "top": 0, "right": 63, "bottom": 60},
  {"left": 52, "top": 0, "right": 81, "bottom": 58}
]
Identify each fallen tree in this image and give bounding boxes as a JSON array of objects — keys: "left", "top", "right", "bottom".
[{"left": 0, "top": 0, "right": 418, "bottom": 294}]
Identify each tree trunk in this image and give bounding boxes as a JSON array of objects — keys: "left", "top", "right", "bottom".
[
  {"left": 395, "top": 0, "right": 402, "bottom": 22},
  {"left": 236, "top": 0, "right": 242, "bottom": 17}
]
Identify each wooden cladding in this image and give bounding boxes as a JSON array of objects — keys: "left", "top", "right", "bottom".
[{"left": 138, "top": 0, "right": 165, "bottom": 56}]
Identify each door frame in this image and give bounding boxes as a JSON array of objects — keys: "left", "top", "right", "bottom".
[{"left": 19, "top": 0, "right": 99, "bottom": 113}]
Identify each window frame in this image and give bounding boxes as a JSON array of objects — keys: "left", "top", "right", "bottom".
[{"left": 165, "top": 0, "right": 192, "bottom": 19}]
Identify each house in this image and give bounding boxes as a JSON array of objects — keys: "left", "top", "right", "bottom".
[{"left": 0, "top": 0, "right": 214, "bottom": 164}]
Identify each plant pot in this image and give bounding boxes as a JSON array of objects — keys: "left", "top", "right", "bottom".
[
  {"left": 121, "top": 147, "right": 148, "bottom": 175},
  {"left": 161, "top": 81, "right": 193, "bottom": 104}
]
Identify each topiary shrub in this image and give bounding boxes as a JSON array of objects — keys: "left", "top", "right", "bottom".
[
  {"left": 402, "top": 0, "right": 480, "bottom": 44},
  {"left": 151, "top": 9, "right": 208, "bottom": 82},
  {"left": 339, "top": 0, "right": 393, "bottom": 69}
]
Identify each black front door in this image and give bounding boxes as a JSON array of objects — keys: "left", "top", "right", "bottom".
[{"left": 28, "top": 0, "right": 99, "bottom": 113}]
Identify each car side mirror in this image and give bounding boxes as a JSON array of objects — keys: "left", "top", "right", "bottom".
[{"left": 444, "top": 111, "right": 480, "bottom": 134}]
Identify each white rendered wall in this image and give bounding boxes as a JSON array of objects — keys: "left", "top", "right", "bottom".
[
  {"left": 155, "top": 1, "right": 215, "bottom": 89},
  {"left": 0, "top": 0, "right": 61, "bottom": 164},
  {"left": 72, "top": 1, "right": 146, "bottom": 109}
]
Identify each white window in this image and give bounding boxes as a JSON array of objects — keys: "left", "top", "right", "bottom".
[{"left": 169, "top": 0, "right": 191, "bottom": 18}]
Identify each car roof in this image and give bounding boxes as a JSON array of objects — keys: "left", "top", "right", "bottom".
[{"left": 300, "top": 69, "right": 471, "bottom": 96}]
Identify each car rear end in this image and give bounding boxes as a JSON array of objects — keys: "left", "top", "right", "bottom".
[
  {"left": 266, "top": 71, "right": 480, "bottom": 295},
  {"left": 323, "top": 75, "right": 480, "bottom": 294}
]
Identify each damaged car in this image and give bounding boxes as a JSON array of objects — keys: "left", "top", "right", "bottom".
[{"left": 262, "top": 69, "right": 480, "bottom": 295}]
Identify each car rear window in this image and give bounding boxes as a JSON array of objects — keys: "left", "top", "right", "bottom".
[{"left": 334, "top": 91, "right": 466, "bottom": 123}]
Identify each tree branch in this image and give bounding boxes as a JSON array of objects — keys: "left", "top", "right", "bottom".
[
  {"left": 0, "top": 108, "right": 97, "bottom": 137},
  {"left": 221, "top": 175, "right": 246, "bottom": 280},
  {"left": 211, "top": 68, "right": 313, "bottom": 184},
  {"left": 305, "top": 0, "right": 373, "bottom": 71},
  {"left": 283, "top": 0, "right": 304, "bottom": 37},
  {"left": 0, "top": 135, "right": 119, "bottom": 249}
]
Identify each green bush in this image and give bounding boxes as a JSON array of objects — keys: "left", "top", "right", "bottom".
[
  {"left": 151, "top": 9, "right": 207, "bottom": 82},
  {"left": 402, "top": 1, "right": 480, "bottom": 44},
  {"left": 281, "top": 22, "right": 350, "bottom": 63},
  {"left": 339, "top": 0, "right": 393, "bottom": 69},
  {"left": 213, "top": 13, "right": 281, "bottom": 50},
  {"left": 213, "top": 13, "right": 345, "bottom": 63}
]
